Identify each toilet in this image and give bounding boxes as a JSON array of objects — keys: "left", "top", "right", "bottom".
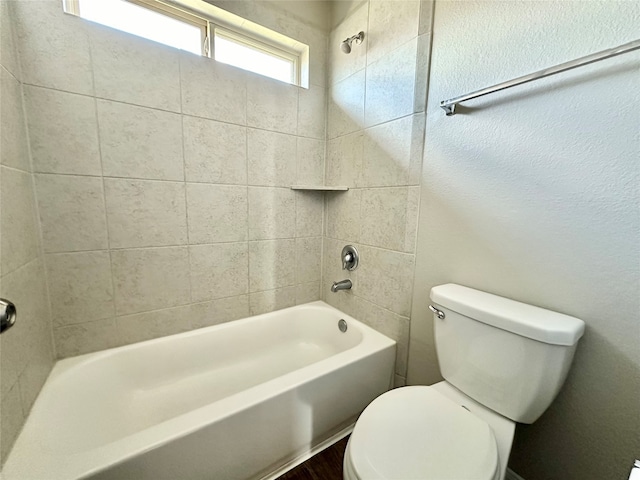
[{"left": 344, "top": 283, "right": 585, "bottom": 480}]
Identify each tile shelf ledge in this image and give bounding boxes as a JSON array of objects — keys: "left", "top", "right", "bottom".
[{"left": 290, "top": 185, "right": 349, "bottom": 191}]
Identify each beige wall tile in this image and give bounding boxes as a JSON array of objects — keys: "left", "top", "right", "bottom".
[
  {"left": 323, "top": 282, "right": 360, "bottom": 317},
  {"left": 116, "top": 304, "right": 192, "bottom": 345},
  {"left": 248, "top": 187, "right": 295, "bottom": 240},
  {"left": 362, "top": 114, "right": 424, "bottom": 187},
  {"left": 189, "top": 242, "right": 248, "bottom": 302},
  {"left": 91, "top": 25, "right": 180, "bottom": 112},
  {"left": 183, "top": 116, "right": 247, "bottom": 184},
  {"left": 247, "top": 73, "right": 298, "bottom": 134},
  {"left": 189, "top": 295, "right": 250, "bottom": 329},
  {"left": 418, "top": 0, "right": 435, "bottom": 35},
  {"left": 297, "top": 85, "right": 326, "bottom": 139},
  {"left": 360, "top": 187, "right": 419, "bottom": 252},
  {"left": 325, "top": 189, "right": 361, "bottom": 242},
  {"left": 405, "top": 186, "right": 420, "bottom": 253},
  {"left": 54, "top": 318, "right": 121, "bottom": 358},
  {"left": 1, "top": 168, "right": 40, "bottom": 274},
  {"left": 356, "top": 297, "right": 410, "bottom": 376},
  {"left": 36, "top": 174, "right": 108, "bottom": 253},
  {"left": 414, "top": 34, "right": 431, "bottom": 114},
  {"left": 247, "top": 129, "right": 297, "bottom": 187},
  {"left": 296, "top": 282, "right": 321, "bottom": 304},
  {"left": 357, "top": 246, "right": 415, "bottom": 316},
  {"left": 394, "top": 374, "right": 407, "bottom": 388},
  {"left": 327, "top": 70, "right": 365, "bottom": 139},
  {"left": 45, "top": 251, "right": 115, "bottom": 327},
  {"left": 13, "top": 0, "right": 93, "bottom": 95},
  {"left": 0, "top": 259, "right": 52, "bottom": 398},
  {"left": 180, "top": 54, "right": 246, "bottom": 125},
  {"left": 249, "top": 239, "right": 296, "bottom": 292},
  {"left": 296, "top": 191, "right": 324, "bottom": 237},
  {"left": 247, "top": 128, "right": 296, "bottom": 187},
  {"left": 329, "top": 3, "right": 368, "bottom": 84},
  {"left": 326, "top": 131, "right": 363, "bottom": 188},
  {"left": 186, "top": 184, "right": 248, "bottom": 244},
  {"left": 296, "top": 137, "right": 325, "bottom": 186},
  {"left": 189, "top": 243, "right": 249, "bottom": 302},
  {"left": 307, "top": 28, "right": 328, "bottom": 88},
  {"left": 249, "top": 286, "right": 296, "bottom": 315},
  {"left": 111, "top": 247, "right": 190, "bottom": 315},
  {"left": 25, "top": 86, "right": 101, "bottom": 176},
  {"left": 296, "top": 237, "right": 322, "bottom": 284},
  {"left": 104, "top": 178, "right": 187, "bottom": 249},
  {"left": 97, "top": 100, "right": 184, "bottom": 181},
  {"left": 17, "top": 336, "right": 54, "bottom": 413},
  {"left": 0, "top": 1, "right": 21, "bottom": 79},
  {"left": 367, "top": 0, "right": 420, "bottom": 64},
  {"left": 0, "top": 69, "right": 29, "bottom": 172},
  {"left": 0, "top": 384, "right": 24, "bottom": 464},
  {"left": 365, "top": 39, "right": 419, "bottom": 127}
]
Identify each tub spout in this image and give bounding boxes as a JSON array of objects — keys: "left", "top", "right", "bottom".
[{"left": 331, "top": 279, "right": 352, "bottom": 293}]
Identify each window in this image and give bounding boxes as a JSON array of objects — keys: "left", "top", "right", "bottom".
[
  {"left": 63, "top": 0, "right": 308, "bottom": 86},
  {"left": 65, "top": 0, "right": 207, "bottom": 55},
  {"left": 214, "top": 29, "right": 298, "bottom": 85}
]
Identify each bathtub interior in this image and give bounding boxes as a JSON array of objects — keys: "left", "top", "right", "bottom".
[
  {"left": 4, "top": 302, "right": 395, "bottom": 480},
  {"left": 35, "top": 303, "right": 365, "bottom": 453}
]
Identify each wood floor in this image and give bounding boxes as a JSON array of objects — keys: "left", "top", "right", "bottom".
[{"left": 277, "top": 436, "right": 349, "bottom": 480}]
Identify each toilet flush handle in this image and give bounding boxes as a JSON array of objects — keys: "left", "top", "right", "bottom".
[{"left": 428, "top": 305, "right": 445, "bottom": 320}]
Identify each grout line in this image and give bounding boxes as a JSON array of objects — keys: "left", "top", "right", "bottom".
[
  {"left": 38, "top": 236, "right": 323, "bottom": 256},
  {"left": 324, "top": 234, "right": 417, "bottom": 257},
  {"left": 178, "top": 57, "right": 194, "bottom": 306},
  {"left": 245, "top": 79, "right": 251, "bottom": 292},
  {"left": 0, "top": 63, "right": 19, "bottom": 84},
  {"left": 29, "top": 171, "right": 329, "bottom": 188},
  {"left": 20, "top": 83, "right": 325, "bottom": 141},
  {"left": 89, "top": 39, "right": 120, "bottom": 336},
  {"left": 16, "top": 43, "right": 60, "bottom": 365}
]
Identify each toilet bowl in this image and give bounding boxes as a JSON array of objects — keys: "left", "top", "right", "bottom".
[
  {"left": 343, "top": 382, "right": 514, "bottom": 480},
  {"left": 344, "top": 284, "right": 585, "bottom": 480}
]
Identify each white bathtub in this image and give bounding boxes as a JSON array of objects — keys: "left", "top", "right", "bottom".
[{"left": 3, "top": 301, "right": 395, "bottom": 480}]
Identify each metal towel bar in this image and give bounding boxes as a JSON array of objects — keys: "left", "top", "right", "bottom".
[{"left": 440, "top": 39, "right": 640, "bottom": 116}]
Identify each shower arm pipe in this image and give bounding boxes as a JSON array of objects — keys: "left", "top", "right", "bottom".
[{"left": 439, "top": 39, "right": 640, "bottom": 116}]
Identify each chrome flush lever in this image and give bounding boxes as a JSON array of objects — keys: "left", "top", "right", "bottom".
[{"left": 429, "top": 305, "right": 445, "bottom": 320}]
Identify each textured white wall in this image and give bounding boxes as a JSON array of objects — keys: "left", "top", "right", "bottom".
[{"left": 408, "top": 1, "right": 639, "bottom": 479}]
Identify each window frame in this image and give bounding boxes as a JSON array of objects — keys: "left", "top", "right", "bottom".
[{"left": 62, "top": 0, "right": 306, "bottom": 87}]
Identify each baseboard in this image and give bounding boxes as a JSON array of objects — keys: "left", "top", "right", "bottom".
[{"left": 506, "top": 468, "right": 526, "bottom": 480}]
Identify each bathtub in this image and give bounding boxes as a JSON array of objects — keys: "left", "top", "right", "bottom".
[{"left": 3, "top": 301, "right": 395, "bottom": 480}]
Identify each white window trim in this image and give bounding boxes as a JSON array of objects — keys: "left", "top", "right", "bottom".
[{"left": 62, "top": 0, "right": 309, "bottom": 87}]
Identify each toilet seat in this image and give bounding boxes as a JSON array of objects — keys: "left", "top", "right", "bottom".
[{"left": 346, "top": 386, "right": 499, "bottom": 480}]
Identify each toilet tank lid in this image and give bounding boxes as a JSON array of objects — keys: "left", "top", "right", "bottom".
[{"left": 430, "top": 284, "right": 585, "bottom": 346}]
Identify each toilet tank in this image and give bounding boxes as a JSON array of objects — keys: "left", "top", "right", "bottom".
[{"left": 430, "top": 284, "right": 585, "bottom": 424}]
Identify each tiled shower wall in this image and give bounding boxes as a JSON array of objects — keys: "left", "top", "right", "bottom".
[
  {"left": 12, "top": 0, "right": 329, "bottom": 358},
  {"left": 322, "top": 0, "right": 433, "bottom": 387},
  {"left": 0, "top": 0, "right": 55, "bottom": 464}
]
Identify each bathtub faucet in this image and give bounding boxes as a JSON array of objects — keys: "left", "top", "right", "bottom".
[{"left": 331, "top": 279, "right": 352, "bottom": 293}]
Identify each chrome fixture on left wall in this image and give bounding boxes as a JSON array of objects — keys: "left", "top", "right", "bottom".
[{"left": 0, "top": 298, "right": 17, "bottom": 333}]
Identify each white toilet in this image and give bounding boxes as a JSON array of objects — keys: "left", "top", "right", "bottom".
[{"left": 344, "top": 283, "right": 585, "bottom": 480}]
